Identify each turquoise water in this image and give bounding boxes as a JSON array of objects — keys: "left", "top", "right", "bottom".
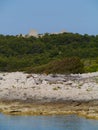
[{"left": 0, "top": 114, "right": 98, "bottom": 130}]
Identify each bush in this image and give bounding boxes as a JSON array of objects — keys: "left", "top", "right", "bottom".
[{"left": 27, "top": 57, "right": 84, "bottom": 74}]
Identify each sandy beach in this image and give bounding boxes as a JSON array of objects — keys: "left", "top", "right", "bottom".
[{"left": 0, "top": 72, "right": 98, "bottom": 119}]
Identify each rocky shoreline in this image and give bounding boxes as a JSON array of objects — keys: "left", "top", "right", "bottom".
[
  {"left": 0, "top": 100, "right": 98, "bottom": 119},
  {"left": 0, "top": 72, "right": 98, "bottom": 119}
]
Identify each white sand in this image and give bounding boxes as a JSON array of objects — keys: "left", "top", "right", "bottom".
[{"left": 0, "top": 72, "right": 98, "bottom": 101}]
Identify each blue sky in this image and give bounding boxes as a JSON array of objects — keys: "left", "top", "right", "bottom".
[{"left": 0, "top": 0, "right": 98, "bottom": 35}]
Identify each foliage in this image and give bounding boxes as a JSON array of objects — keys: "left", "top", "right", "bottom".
[
  {"left": 0, "top": 33, "right": 98, "bottom": 73},
  {"left": 27, "top": 57, "right": 84, "bottom": 74}
]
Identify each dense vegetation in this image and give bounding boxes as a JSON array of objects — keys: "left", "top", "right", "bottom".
[
  {"left": 0, "top": 32, "right": 98, "bottom": 73},
  {"left": 27, "top": 57, "right": 84, "bottom": 74}
]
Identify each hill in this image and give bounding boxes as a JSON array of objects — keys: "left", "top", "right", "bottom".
[{"left": 0, "top": 33, "right": 98, "bottom": 73}]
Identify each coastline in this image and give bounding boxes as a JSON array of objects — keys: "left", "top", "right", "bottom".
[
  {"left": 0, "top": 99, "right": 98, "bottom": 119},
  {"left": 0, "top": 72, "right": 98, "bottom": 119}
]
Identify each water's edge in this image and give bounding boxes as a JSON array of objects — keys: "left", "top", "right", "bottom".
[{"left": 0, "top": 99, "right": 98, "bottom": 120}]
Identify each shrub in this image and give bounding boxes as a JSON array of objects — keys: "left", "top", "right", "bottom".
[{"left": 27, "top": 57, "right": 84, "bottom": 74}]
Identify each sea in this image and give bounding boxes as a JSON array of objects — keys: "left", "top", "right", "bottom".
[{"left": 0, "top": 114, "right": 98, "bottom": 130}]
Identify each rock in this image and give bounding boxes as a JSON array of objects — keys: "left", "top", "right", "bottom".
[
  {"left": 0, "top": 77, "right": 3, "bottom": 80},
  {"left": 65, "top": 81, "right": 73, "bottom": 85},
  {"left": 42, "top": 80, "right": 48, "bottom": 84},
  {"left": 26, "top": 74, "right": 33, "bottom": 79}
]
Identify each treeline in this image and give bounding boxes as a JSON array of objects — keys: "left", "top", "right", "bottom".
[{"left": 0, "top": 33, "right": 98, "bottom": 73}]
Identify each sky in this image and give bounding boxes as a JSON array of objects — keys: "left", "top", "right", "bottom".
[{"left": 0, "top": 0, "right": 98, "bottom": 35}]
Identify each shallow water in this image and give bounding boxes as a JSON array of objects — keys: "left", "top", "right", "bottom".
[{"left": 0, "top": 114, "right": 98, "bottom": 130}]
